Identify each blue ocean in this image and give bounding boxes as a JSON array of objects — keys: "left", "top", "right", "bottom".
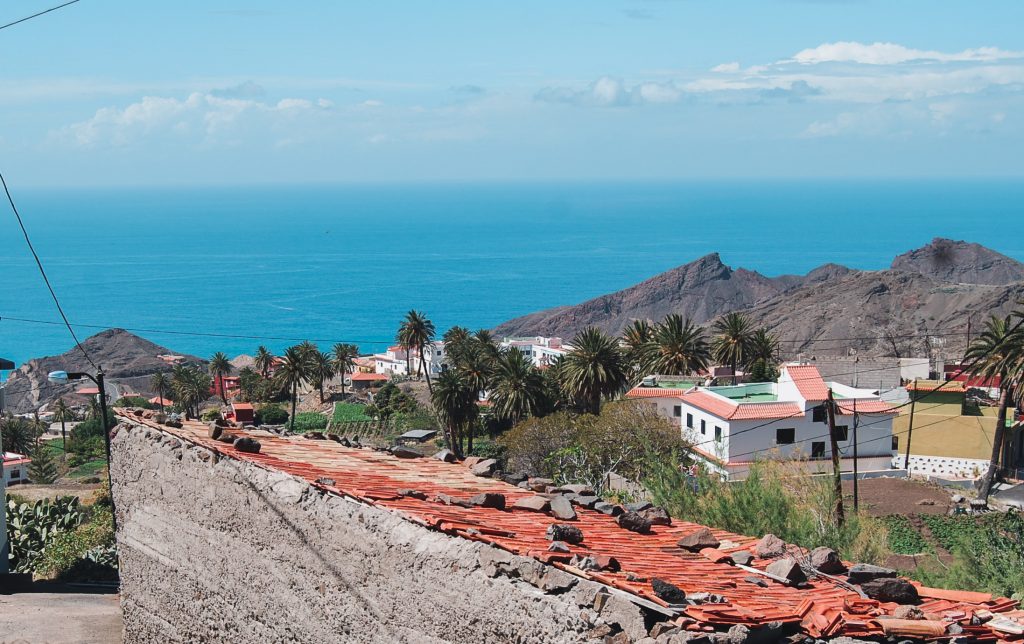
[{"left": 2, "top": 180, "right": 1023, "bottom": 368}]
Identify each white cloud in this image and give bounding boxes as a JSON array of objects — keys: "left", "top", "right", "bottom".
[
  {"left": 711, "top": 62, "right": 740, "bottom": 73},
  {"left": 535, "top": 76, "right": 681, "bottom": 107},
  {"left": 789, "top": 41, "right": 1024, "bottom": 66},
  {"left": 57, "top": 92, "right": 333, "bottom": 147}
]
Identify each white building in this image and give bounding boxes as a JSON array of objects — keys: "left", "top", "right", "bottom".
[
  {"left": 627, "top": 363, "right": 898, "bottom": 479},
  {"left": 499, "top": 337, "right": 568, "bottom": 368},
  {"left": 2, "top": 452, "right": 31, "bottom": 485},
  {"left": 373, "top": 345, "right": 410, "bottom": 376}
]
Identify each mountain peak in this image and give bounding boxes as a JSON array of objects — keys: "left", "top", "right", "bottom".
[{"left": 891, "top": 238, "right": 1024, "bottom": 286}]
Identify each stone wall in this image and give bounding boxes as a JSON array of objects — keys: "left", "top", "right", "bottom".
[{"left": 110, "top": 423, "right": 648, "bottom": 643}]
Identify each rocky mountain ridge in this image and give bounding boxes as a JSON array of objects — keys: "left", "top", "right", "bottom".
[{"left": 494, "top": 238, "right": 1024, "bottom": 358}]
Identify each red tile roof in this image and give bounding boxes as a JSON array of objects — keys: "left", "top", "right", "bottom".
[
  {"left": 625, "top": 387, "right": 688, "bottom": 399},
  {"left": 114, "top": 409, "right": 1018, "bottom": 640},
  {"left": 836, "top": 400, "right": 898, "bottom": 415},
  {"left": 783, "top": 365, "right": 830, "bottom": 402},
  {"left": 148, "top": 396, "right": 173, "bottom": 406},
  {"left": 231, "top": 403, "right": 254, "bottom": 411},
  {"left": 907, "top": 380, "right": 967, "bottom": 393},
  {"left": 680, "top": 390, "right": 805, "bottom": 421},
  {"left": 351, "top": 372, "right": 389, "bottom": 381},
  {"left": 75, "top": 387, "right": 101, "bottom": 395}
]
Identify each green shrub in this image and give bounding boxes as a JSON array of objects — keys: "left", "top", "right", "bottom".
[
  {"left": 916, "top": 511, "right": 1024, "bottom": 598},
  {"left": 28, "top": 443, "right": 59, "bottom": 484},
  {"left": 469, "top": 439, "right": 507, "bottom": 464},
  {"left": 291, "top": 412, "right": 328, "bottom": 433},
  {"left": 255, "top": 405, "right": 288, "bottom": 425},
  {"left": 35, "top": 505, "right": 115, "bottom": 580},
  {"left": 883, "top": 515, "right": 930, "bottom": 554},
  {"left": 333, "top": 403, "right": 372, "bottom": 423},
  {"left": 5, "top": 496, "right": 83, "bottom": 573},
  {"left": 112, "top": 396, "right": 153, "bottom": 409},
  {"left": 200, "top": 408, "right": 222, "bottom": 422}
]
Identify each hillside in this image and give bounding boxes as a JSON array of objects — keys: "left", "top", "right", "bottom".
[
  {"left": 3, "top": 328, "right": 203, "bottom": 413},
  {"left": 494, "top": 238, "right": 1024, "bottom": 357}
]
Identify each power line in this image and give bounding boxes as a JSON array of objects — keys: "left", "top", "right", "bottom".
[
  {"left": 1, "top": 173, "right": 97, "bottom": 368},
  {"left": 0, "top": 0, "right": 81, "bottom": 32},
  {"left": 0, "top": 316, "right": 395, "bottom": 346}
]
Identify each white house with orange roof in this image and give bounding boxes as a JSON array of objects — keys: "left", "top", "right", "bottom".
[
  {"left": 627, "top": 363, "right": 898, "bottom": 479},
  {"left": 2, "top": 452, "right": 31, "bottom": 485}
]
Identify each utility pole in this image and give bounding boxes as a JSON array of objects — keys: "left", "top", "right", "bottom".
[
  {"left": 852, "top": 397, "right": 859, "bottom": 512},
  {"left": 904, "top": 378, "right": 918, "bottom": 475},
  {"left": 0, "top": 356, "right": 16, "bottom": 575},
  {"left": 825, "top": 388, "right": 845, "bottom": 528}
]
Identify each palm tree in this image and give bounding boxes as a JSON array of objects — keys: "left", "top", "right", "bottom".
[
  {"left": 331, "top": 343, "right": 359, "bottom": 396},
  {"left": 0, "top": 414, "right": 39, "bottom": 456},
  {"left": 443, "top": 326, "right": 472, "bottom": 368},
  {"left": 650, "top": 314, "right": 710, "bottom": 377},
  {"left": 622, "top": 319, "right": 655, "bottom": 383},
  {"left": 561, "top": 326, "right": 628, "bottom": 415},
  {"left": 474, "top": 329, "right": 501, "bottom": 361},
  {"left": 254, "top": 345, "right": 275, "bottom": 378},
  {"left": 51, "top": 398, "right": 75, "bottom": 461},
  {"left": 310, "top": 351, "right": 335, "bottom": 404},
  {"left": 490, "top": 349, "right": 545, "bottom": 425},
  {"left": 171, "top": 365, "right": 212, "bottom": 418},
  {"left": 967, "top": 314, "right": 1024, "bottom": 501},
  {"left": 150, "top": 372, "right": 171, "bottom": 412},
  {"left": 274, "top": 345, "right": 312, "bottom": 431},
  {"left": 209, "top": 352, "right": 233, "bottom": 404},
  {"left": 746, "top": 328, "right": 781, "bottom": 383},
  {"left": 431, "top": 370, "right": 477, "bottom": 458},
  {"left": 713, "top": 312, "right": 753, "bottom": 385},
  {"left": 399, "top": 310, "right": 436, "bottom": 392}
]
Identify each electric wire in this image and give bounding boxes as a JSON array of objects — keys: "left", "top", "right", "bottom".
[
  {"left": 1, "top": 173, "right": 97, "bottom": 368},
  {"left": 0, "top": 0, "right": 81, "bottom": 32}
]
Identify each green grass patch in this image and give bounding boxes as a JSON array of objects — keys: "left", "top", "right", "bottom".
[
  {"left": 333, "top": 403, "right": 372, "bottom": 423},
  {"left": 68, "top": 459, "right": 108, "bottom": 479},
  {"left": 882, "top": 515, "right": 930, "bottom": 554},
  {"left": 290, "top": 412, "right": 329, "bottom": 434}
]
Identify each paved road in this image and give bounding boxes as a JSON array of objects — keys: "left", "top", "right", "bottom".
[{"left": 0, "top": 591, "right": 122, "bottom": 643}]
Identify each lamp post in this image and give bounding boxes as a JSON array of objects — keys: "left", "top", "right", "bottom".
[{"left": 48, "top": 368, "right": 116, "bottom": 533}]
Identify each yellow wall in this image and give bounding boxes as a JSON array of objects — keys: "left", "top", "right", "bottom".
[{"left": 894, "top": 413, "right": 998, "bottom": 460}]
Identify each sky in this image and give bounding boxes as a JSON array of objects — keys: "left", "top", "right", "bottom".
[{"left": 1, "top": 1, "right": 1023, "bottom": 186}]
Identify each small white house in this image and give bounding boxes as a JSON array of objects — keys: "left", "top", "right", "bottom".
[
  {"left": 2, "top": 452, "right": 31, "bottom": 485},
  {"left": 500, "top": 337, "right": 568, "bottom": 368},
  {"left": 627, "top": 363, "right": 898, "bottom": 479},
  {"left": 373, "top": 346, "right": 411, "bottom": 376}
]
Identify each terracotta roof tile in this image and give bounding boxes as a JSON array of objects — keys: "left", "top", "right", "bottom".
[
  {"left": 835, "top": 400, "right": 898, "bottom": 415},
  {"left": 783, "top": 365, "right": 830, "bottom": 402},
  {"left": 625, "top": 387, "right": 687, "bottom": 399},
  {"left": 680, "top": 390, "right": 805, "bottom": 421},
  {"left": 114, "top": 409, "right": 1021, "bottom": 641}
]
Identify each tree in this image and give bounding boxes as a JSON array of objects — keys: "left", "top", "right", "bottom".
[
  {"left": 650, "top": 314, "right": 710, "bottom": 377},
  {"left": 455, "top": 343, "right": 493, "bottom": 453},
  {"left": 561, "top": 327, "right": 627, "bottom": 415},
  {"left": 150, "top": 372, "right": 171, "bottom": 412},
  {"left": 331, "top": 343, "right": 359, "bottom": 397},
  {"left": 967, "top": 314, "right": 1023, "bottom": 501},
  {"left": 237, "top": 366, "right": 262, "bottom": 403},
  {"left": 622, "top": 319, "right": 655, "bottom": 383},
  {"left": 499, "top": 400, "right": 682, "bottom": 494},
  {"left": 398, "top": 310, "right": 437, "bottom": 392},
  {"left": 443, "top": 326, "right": 472, "bottom": 368},
  {"left": 473, "top": 329, "right": 501, "bottom": 361},
  {"left": 254, "top": 345, "right": 275, "bottom": 379},
  {"left": 0, "top": 414, "right": 40, "bottom": 456},
  {"left": 209, "top": 352, "right": 233, "bottom": 404},
  {"left": 51, "top": 398, "right": 75, "bottom": 461},
  {"left": 310, "top": 351, "right": 335, "bottom": 404},
  {"left": 274, "top": 345, "right": 312, "bottom": 432},
  {"left": 171, "top": 365, "right": 212, "bottom": 418},
  {"left": 747, "top": 328, "right": 780, "bottom": 383},
  {"left": 29, "top": 442, "right": 58, "bottom": 484},
  {"left": 713, "top": 312, "right": 753, "bottom": 385},
  {"left": 489, "top": 349, "right": 545, "bottom": 426},
  {"left": 431, "top": 370, "right": 477, "bottom": 458}
]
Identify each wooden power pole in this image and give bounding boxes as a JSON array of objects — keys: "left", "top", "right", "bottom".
[
  {"left": 904, "top": 378, "right": 918, "bottom": 475},
  {"left": 825, "top": 388, "right": 845, "bottom": 528}
]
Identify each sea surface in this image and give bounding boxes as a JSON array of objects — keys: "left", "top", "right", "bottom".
[{"left": 2, "top": 180, "right": 1023, "bottom": 369}]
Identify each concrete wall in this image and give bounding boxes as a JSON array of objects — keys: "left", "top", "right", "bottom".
[
  {"left": 893, "top": 413, "right": 997, "bottom": 461},
  {"left": 110, "top": 423, "right": 647, "bottom": 644}
]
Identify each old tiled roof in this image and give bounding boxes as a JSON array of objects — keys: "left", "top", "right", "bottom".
[
  {"left": 907, "top": 380, "right": 967, "bottom": 393},
  {"left": 351, "top": 372, "right": 389, "bottom": 381},
  {"left": 783, "top": 365, "right": 830, "bottom": 402},
  {"left": 114, "top": 409, "right": 1020, "bottom": 641}
]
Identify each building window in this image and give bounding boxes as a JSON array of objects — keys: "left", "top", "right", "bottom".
[
  {"left": 10, "top": 469, "right": 20, "bottom": 479},
  {"left": 700, "top": 419, "right": 706, "bottom": 435},
  {"left": 673, "top": 405, "right": 682, "bottom": 418},
  {"left": 834, "top": 426, "right": 849, "bottom": 441},
  {"left": 776, "top": 428, "right": 795, "bottom": 445},
  {"left": 892, "top": 436, "right": 899, "bottom": 450},
  {"left": 811, "top": 442, "right": 826, "bottom": 458},
  {"left": 812, "top": 406, "right": 827, "bottom": 423},
  {"left": 714, "top": 426, "right": 722, "bottom": 442},
  {"left": 686, "top": 413, "right": 694, "bottom": 429}
]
